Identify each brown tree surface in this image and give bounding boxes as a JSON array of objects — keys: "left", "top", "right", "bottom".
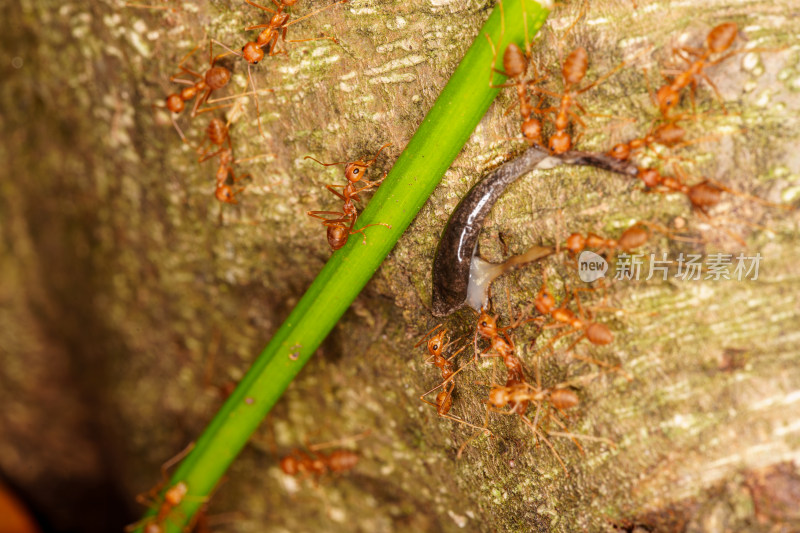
[{"left": 1, "top": 0, "right": 799, "bottom": 531}]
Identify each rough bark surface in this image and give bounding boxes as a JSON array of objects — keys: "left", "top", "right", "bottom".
[{"left": 1, "top": 0, "right": 799, "bottom": 532}]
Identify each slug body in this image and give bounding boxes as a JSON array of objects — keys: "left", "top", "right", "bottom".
[{"left": 431, "top": 147, "right": 638, "bottom": 317}]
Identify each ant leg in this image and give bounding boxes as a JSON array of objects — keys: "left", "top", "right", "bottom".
[
  {"left": 170, "top": 112, "right": 187, "bottom": 143},
  {"left": 548, "top": 430, "right": 616, "bottom": 448},
  {"left": 244, "top": 0, "right": 278, "bottom": 14},
  {"left": 168, "top": 76, "right": 197, "bottom": 85},
  {"left": 534, "top": 326, "right": 581, "bottom": 358},
  {"left": 519, "top": 414, "right": 568, "bottom": 474},
  {"left": 198, "top": 147, "right": 225, "bottom": 163},
  {"left": 244, "top": 65, "right": 266, "bottom": 138},
  {"left": 308, "top": 210, "right": 347, "bottom": 221},
  {"left": 324, "top": 185, "right": 348, "bottom": 202},
  {"left": 124, "top": 1, "right": 177, "bottom": 11},
  {"left": 363, "top": 143, "right": 393, "bottom": 167},
  {"left": 350, "top": 222, "right": 392, "bottom": 245},
  {"left": 210, "top": 39, "right": 243, "bottom": 63},
  {"left": 284, "top": 0, "right": 349, "bottom": 28},
  {"left": 175, "top": 42, "right": 202, "bottom": 71},
  {"left": 284, "top": 34, "right": 340, "bottom": 46},
  {"left": 695, "top": 72, "right": 728, "bottom": 114},
  {"left": 195, "top": 102, "right": 236, "bottom": 116},
  {"left": 578, "top": 46, "right": 651, "bottom": 94},
  {"left": 456, "top": 403, "right": 495, "bottom": 458},
  {"left": 543, "top": 412, "right": 585, "bottom": 455}
]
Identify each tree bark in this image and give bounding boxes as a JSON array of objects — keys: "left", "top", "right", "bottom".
[{"left": 1, "top": 0, "right": 799, "bottom": 531}]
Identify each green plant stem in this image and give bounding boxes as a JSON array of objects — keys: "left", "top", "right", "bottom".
[{"left": 136, "top": 1, "right": 549, "bottom": 530}]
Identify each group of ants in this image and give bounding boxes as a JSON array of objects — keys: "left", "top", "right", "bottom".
[
  {"left": 410, "top": 15, "right": 789, "bottom": 470},
  {"left": 127, "top": 0, "right": 791, "bottom": 530}
]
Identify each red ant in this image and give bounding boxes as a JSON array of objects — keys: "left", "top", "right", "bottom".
[
  {"left": 656, "top": 22, "right": 781, "bottom": 117},
  {"left": 482, "top": 378, "right": 614, "bottom": 473},
  {"left": 563, "top": 220, "right": 688, "bottom": 256},
  {"left": 487, "top": 37, "right": 548, "bottom": 146},
  {"left": 656, "top": 22, "right": 743, "bottom": 117},
  {"left": 606, "top": 122, "right": 687, "bottom": 161},
  {"left": 162, "top": 42, "right": 233, "bottom": 141},
  {"left": 209, "top": 148, "right": 249, "bottom": 204},
  {"left": 530, "top": 274, "right": 630, "bottom": 379},
  {"left": 125, "top": 443, "right": 202, "bottom": 533},
  {"left": 279, "top": 431, "right": 369, "bottom": 483},
  {"left": 240, "top": 0, "right": 348, "bottom": 64},
  {"left": 474, "top": 307, "right": 531, "bottom": 385},
  {"left": 636, "top": 165, "right": 788, "bottom": 244},
  {"left": 415, "top": 326, "right": 487, "bottom": 432},
  {"left": 305, "top": 143, "right": 393, "bottom": 251},
  {"left": 532, "top": 46, "right": 642, "bottom": 154},
  {"left": 280, "top": 449, "right": 359, "bottom": 478}
]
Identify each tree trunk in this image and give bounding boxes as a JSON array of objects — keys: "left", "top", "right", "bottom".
[{"left": 1, "top": 0, "right": 799, "bottom": 531}]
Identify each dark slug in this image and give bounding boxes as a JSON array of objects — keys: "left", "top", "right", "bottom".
[{"left": 430, "top": 146, "right": 638, "bottom": 316}]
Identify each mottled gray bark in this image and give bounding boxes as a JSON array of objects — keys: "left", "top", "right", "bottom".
[{"left": 1, "top": 0, "right": 799, "bottom": 532}]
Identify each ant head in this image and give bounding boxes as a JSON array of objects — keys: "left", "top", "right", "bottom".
[
  {"left": 282, "top": 0, "right": 299, "bottom": 5},
  {"left": 521, "top": 118, "right": 542, "bottom": 144},
  {"left": 608, "top": 143, "right": 630, "bottom": 161},
  {"left": 215, "top": 185, "right": 238, "bottom": 204},
  {"left": 164, "top": 481, "right": 188, "bottom": 506},
  {"left": 242, "top": 42, "right": 264, "bottom": 65},
  {"left": 165, "top": 94, "right": 184, "bottom": 114},
  {"left": 344, "top": 162, "right": 368, "bottom": 183},
  {"left": 477, "top": 309, "right": 498, "bottom": 338},
  {"left": 427, "top": 329, "right": 447, "bottom": 355},
  {"left": 327, "top": 224, "right": 349, "bottom": 250},
  {"left": 280, "top": 456, "right": 299, "bottom": 475},
  {"left": 564, "top": 233, "right": 585, "bottom": 255},
  {"left": 548, "top": 131, "right": 571, "bottom": 154},
  {"left": 656, "top": 86, "right": 679, "bottom": 115}
]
